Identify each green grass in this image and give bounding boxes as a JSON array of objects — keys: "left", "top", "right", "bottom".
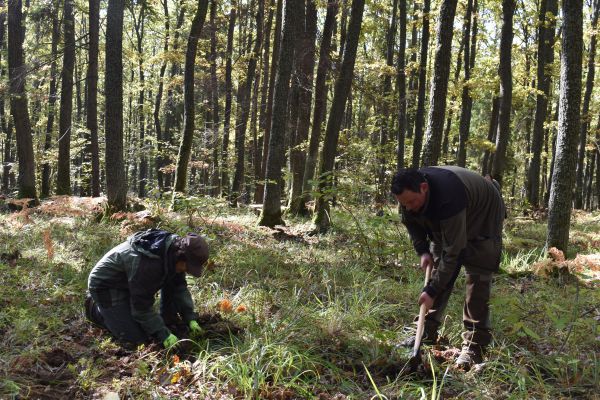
[{"left": 0, "top": 198, "right": 598, "bottom": 399}]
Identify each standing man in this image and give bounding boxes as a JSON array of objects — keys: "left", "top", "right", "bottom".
[
  {"left": 85, "top": 229, "right": 209, "bottom": 349},
  {"left": 391, "top": 166, "right": 505, "bottom": 370}
]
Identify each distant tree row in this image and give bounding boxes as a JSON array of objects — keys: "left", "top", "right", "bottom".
[{"left": 0, "top": 0, "right": 595, "bottom": 250}]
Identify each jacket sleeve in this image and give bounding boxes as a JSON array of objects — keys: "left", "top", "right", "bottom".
[
  {"left": 171, "top": 273, "right": 198, "bottom": 323},
  {"left": 401, "top": 209, "right": 430, "bottom": 255},
  {"left": 425, "top": 209, "right": 467, "bottom": 296},
  {"left": 127, "top": 257, "right": 171, "bottom": 342}
]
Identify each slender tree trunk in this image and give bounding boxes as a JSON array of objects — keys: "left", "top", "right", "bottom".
[
  {"left": 396, "top": 0, "right": 407, "bottom": 170},
  {"left": 221, "top": 2, "right": 237, "bottom": 197},
  {"left": 456, "top": 0, "right": 476, "bottom": 167},
  {"left": 154, "top": 0, "right": 170, "bottom": 191},
  {"left": 300, "top": 1, "right": 338, "bottom": 211},
  {"left": 0, "top": 6, "right": 10, "bottom": 192},
  {"left": 491, "top": 0, "right": 515, "bottom": 186},
  {"left": 86, "top": 0, "right": 100, "bottom": 197},
  {"left": 209, "top": 0, "right": 220, "bottom": 196},
  {"left": 257, "top": 0, "right": 303, "bottom": 226},
  {"left": 547, "top": 0, "right": 583, "bottom": 252},
  {"left": 131, "top": 3, "right": 148, "bottom": 198},
  {"left": 230, "top": 0, "right": 263, "bottom": 206},
  {"left": 288, "top": 0, "right": 317, "bottom": 215},
  {"left": 482, "top": 96, "right": 500, "bottom": 176},
  {"left": 574, "top": 0, "right": 599, "bottom": 209},
  {"left": 41, "top": 7, "right": 59, "bottom": 198},
  {"left": 172, "top": 0, "right": 209, "bottom": 197},
  {"left": 312, "top": 0, "right": 365, "bottom": 232},
  {"left": 256, "top": 0, "right": 283, "bottom": 203},
  {"left": 527, "top": 0, "right": 558, "bottom": 207},
  {"left": 105, "top": 0, "right": 127, "bottom": 210},
  {"left": 375, "top": 0, "right": 398, "bottom": 203},
  {"left": 411, "top": 0, "right": 430, "bottom": 167},
  {"left": 56, "top": 0, "right": 75, "bottom": 195},
  {"left": 421, "top": 0, "right": 458, "bottom": 166},
  {"left": 8, "top": 0, "right": 37, "bottom": 200}
]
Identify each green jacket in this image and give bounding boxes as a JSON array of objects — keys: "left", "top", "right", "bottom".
[
  {"left": 88, "top": 230, "right": 197, "bottom": 342},
  {"left": 402, "top": 166, "right": 505, "bottom": 296}
]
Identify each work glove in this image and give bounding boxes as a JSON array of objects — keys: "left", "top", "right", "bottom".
[
  {"left": 163, "top": 333, "right": 179, "bottom": 349},
  {"left": 189, "top": 320, "right": 204, "bottom": 337}
]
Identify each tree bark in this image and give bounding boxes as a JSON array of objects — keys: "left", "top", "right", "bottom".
[
  {"left": 527, "top": 0, "right": 558, "bottom": 207},
  {"left": 491, "top": 0, "right": 515, "bottom": 186},
  {"left": 411, "top": 0, "right": 430, "bottom": 167},
  {"left": 288, "top": 0, "right": 317, "bottom": 216},
  {"left": 221, "top": 2, "right": 237, "bottom": 198},
  {"left": 312, "top": 0, "right": 365, "bottom": 232},
  {"left": 105, "top": 0, "right": 127, "bottom": 210},
  {"left": 547, "top": 0, "right": 583, "bottom": 252},
  {"left": 300, "top": 0, "right": 338, "bottom": 210},
  {"left": 456, "top": 0, "right": 477, "bottom": 167},
  {"left": 421, "top": 0, "right": 458, "bottom": 167},
  {"left": 396, "top": 0, "right": 407, "bottom": 170},
  {"left": 172, "top": 0, "right": 209, "bottom": 197},
  {"left": 86, "top": 0, "right": 100, "bottom": 197},
  {"left": 41, "top": 7, "right": 59, "bottom": 198},
  {"left": 230, "top": 0, "right": 264, "bottom": 206},
  {"left": 209, "top": 0, "right": 220, "bottom": 196},
  {"left": 56, "top": 0, "right": 75, "bottom": 195},
  {"left": 7, "top": 0, "right": 37, "bottom": 200},
  {"left": 257, "top": 0, "right": 303, "bottom": 226},
  {"left": 574, "top": 0, "right": 599, "bottom": 209}
]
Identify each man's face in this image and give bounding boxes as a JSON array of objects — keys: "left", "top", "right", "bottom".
[{"left": 395, "top": 182, "right": 428, "bottom": 212}]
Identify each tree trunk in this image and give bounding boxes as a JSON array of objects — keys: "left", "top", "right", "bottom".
[
  {"left": 105, "top": 0, "right": 127, "bottom": 210},
  {"left": 411, "top": 0, "right": 430, "bottom": 167},
  {"left": 547, "top": 0, "right": 583, "bottom": 252},
  {"left": 0, "top": 6, "right": 10, "bottom": 192},
  {"left": 131, "top": 3, "right": 147, "bottom": 198},
  {"left": 86, "top": 0, "right": 100, "bottom": 197},
  {"left": 8, "top": 0, "right": 37, "bottom": 200},
  {"left": 221, "top": 2, "right": 237, "bottom": 198},
  {"left": 456, "top": 0, "right": 476, "bottom": 167},
  {"left": 209, "top": 0, "right": 220, "bottom": 196},
  {"left": 300, "top": 0, "right": 338, "bottom": 210},
  {"left": 491, "top": 0, "right": 515, "bottom": 186},
  {"left": 527, "top": 0, "right": 558, "bottom": 207},
  {"left": 421, "top": 0, "right": 458, "bottom": 166},
  {"left": 574, "top": 1, "right": 599, "bottom": 209},
  {"left": 42, "top": 7, "right": 59, "bottom": 198},
  {"left": 288, "top": 0, "right": 317, "bottom": 216},
  {"left": 312, "top": 0, "right": 365, "bottom": 232},
  {"left": 257, "top": 0, "right": 303, "bottom": 227},
  {"left": 172, "top": 0, "right": 209, "bottom": 197},
  {"left": 56, "top": 0, "right": 75, "bottom": 195},
  {"left": 396, "top": 0, "right": 407, "bottom": 170},
  {"left": 230, "top": 0, "right": 264, "bottom": 207},
  {"left": 256, "top": 0, "right": 283, "bottom": 203},
  {"left": 482, "top": 96, "right": 500, "bottom": 176},
  {"left": 154, "top": 0, "right": 170, "bottom": 191}
]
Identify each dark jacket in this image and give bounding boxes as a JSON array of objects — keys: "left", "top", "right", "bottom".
[
  {"left": 401, "top": 166, "right": 505, "bottom": 296},
  {"left": 88, "top": 229, "right": 197, "bottom": 341}
]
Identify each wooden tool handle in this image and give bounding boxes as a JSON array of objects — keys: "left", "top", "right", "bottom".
[{"left": 412, "top": 264, "right": 432, "bottom": 357}]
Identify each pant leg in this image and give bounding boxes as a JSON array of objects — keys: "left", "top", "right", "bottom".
[
  {"left": 97, "top": 302, "right": 149, "bottom": 345},
  {"left": 424, "top": 264, "right": 462, "bottom": 333},
  {"left": 462, "top": 270, "right": 493, "bottom": 348}
]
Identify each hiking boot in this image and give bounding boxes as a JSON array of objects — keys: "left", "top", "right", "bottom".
[
  {"left": 84, "top": 295, "right": 105, "bottom": 329},
  {"left": 455, "top": 345, "right": 484, "bottom": 371}
]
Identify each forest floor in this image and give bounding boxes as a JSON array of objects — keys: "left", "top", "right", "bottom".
[{"left": 0, "top": 195, "right": 598, "bottom": 399}]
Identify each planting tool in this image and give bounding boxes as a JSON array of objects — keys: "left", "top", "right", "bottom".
[{"left": 400, "top": 264, "right": 433, "bottom": 375}]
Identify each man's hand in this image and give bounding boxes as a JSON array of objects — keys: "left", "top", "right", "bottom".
[
  {"left": 418, "top": 291, "right": 434, "bottom": 310},
  {"left": 163, "top": 333, "right": 179, "bottom": 349},
  {"left": 189, "top": 320, "right": 204, "bottom": 337},
  {"left": 420, "top": 253, "right": 434, "bottom": 272}
]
